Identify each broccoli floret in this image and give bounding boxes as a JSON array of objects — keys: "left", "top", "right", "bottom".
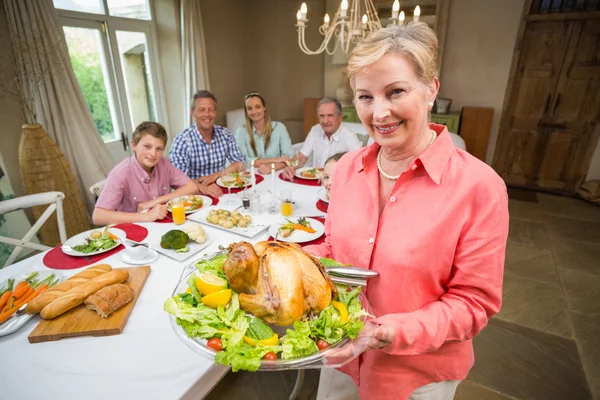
[{"left": 160, "top": 230, "right": 190, "bottom": 250}]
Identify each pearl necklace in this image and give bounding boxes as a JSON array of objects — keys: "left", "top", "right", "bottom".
[{"left": 377, "top": 130, "right": 437, "bottom": 181}]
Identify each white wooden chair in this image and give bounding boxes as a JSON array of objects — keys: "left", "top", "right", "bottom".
[
  {"left": 0, "top": 191, "right": 67, "bottom": 267},
  {"left": 89, "top": 179, "right": 106, "bottom": 198}
]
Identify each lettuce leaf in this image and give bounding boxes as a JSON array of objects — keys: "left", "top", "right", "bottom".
[
  {"left": 281, "top": 321, "right": 319, "bottom": 359},
  {"left": 195, "top": 254, "right": 228, "bottom": 280},
  {"left": 215, "top": 342, "right": 283, "bottom": 372}
]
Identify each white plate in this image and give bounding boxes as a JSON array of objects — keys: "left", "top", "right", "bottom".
[
  {"left": 295, "top": 167, "right": 322, "bottom": 180},
  {"left": 317, "top": 188, "right": 330, "bottom": 204},
  {"left": 119, "top": 247, "right": 160, "bottom": 265},
  {"left": 0, "top": 270, "right": 64, "bottom": 336},
  {"left": 268, "top": 217, "right": 325, "bottom": 243},
  {"left": 167, "top": 195, "right": 213, "bottom": 214},
  {"left": 216, "top": 176, "right": 246, "bottom": 189},
  {"left": 61, "top": 228, "right": 126, "bottom": 257},
  {"left": 187, "top": 206, "right": 271, "bottom": 238},
  {"left": 144, "top": 221, "right": 214, "bottom": 262}
]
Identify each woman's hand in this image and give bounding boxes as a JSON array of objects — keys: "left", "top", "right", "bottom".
[
  {"left": 258, "top": 164, "right": 272, "bottom": 174},
  {"left": 368, "top": 324, "right": 396, "bottom": 350},
  {"left": 143, "top": 204, "right": 168, "bottom": 222}
]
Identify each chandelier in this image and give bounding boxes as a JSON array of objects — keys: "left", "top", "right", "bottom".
[{"left": 296, "top": 0, "right": 422, "bottom": 55}]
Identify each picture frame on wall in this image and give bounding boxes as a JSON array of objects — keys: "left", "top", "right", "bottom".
[{"left": 435, "top": 98, "right": 452, "bottom": 114}]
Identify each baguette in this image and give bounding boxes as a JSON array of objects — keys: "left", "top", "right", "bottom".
[
  {"left": 85, "top": 284, "right": 135, "bottom": 318},
  {"left": 26, "top": 264, "right": 112, "bottom": 314},
  {"left": 40, "top": 269, "right": 129, "bottom": 320}
]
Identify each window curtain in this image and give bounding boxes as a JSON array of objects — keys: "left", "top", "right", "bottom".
[
  {"left": 3, "top": 0, "right": 115, "bottom": 213},
  {"left": 180, "top": 0, "right": 210, "bottom": 127}
]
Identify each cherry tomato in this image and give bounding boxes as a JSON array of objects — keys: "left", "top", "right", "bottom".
[
  {"left": 317, "top": 339, "right": 330, "bottom": 350},
  {"left": 263, "top": 352, "right": 277, "bottom": 361},
  {"left": 207, "top": 338, "right": 223, "bottom": 351}
]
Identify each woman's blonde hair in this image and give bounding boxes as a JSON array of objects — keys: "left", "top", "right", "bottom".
[
  {"left": 347, "top": 22, "right": 438, "bottom": 91},
  {"left": 243, "top": 92, "right": 273, "bottom": 157}
]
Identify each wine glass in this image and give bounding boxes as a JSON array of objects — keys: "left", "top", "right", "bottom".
[
  {"left": 220, "top": 172, "right": 237, "bottom": 204},
  {"left": 239, "top": 170, "right": 252, "bottom": 192},
  {"left": 288, "top": 152, "right": 299, "bottom": 181}
]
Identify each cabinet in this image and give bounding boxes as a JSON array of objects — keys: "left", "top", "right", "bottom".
[{"left": 431, "top": 112, "right": 461, "bottom": 133}]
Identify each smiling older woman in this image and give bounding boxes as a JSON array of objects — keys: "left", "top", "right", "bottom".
[{"left": 305, "top": 23, "right": 509, "bottom": 400}]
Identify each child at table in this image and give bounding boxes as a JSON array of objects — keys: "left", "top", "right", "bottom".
[
  {"left": 93, "top": 122, "right": 199, "bottom": 225},
  {"left": 321, "top": 152, "right": 346, "bottom": 201}
]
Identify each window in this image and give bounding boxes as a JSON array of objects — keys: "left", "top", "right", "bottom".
[{"left": 53, "top": 0, "right": 161, "bottom": 163}]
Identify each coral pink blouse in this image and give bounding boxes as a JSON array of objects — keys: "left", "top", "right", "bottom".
[{"left": 305, "top": 124, "right": 509, "bottom": 400}]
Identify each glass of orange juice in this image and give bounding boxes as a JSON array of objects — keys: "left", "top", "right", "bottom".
[
  {"left": 171, "top": 198, "right": 186, "bottom": 225},
  {"left": 281, "top": 189, "right": 293, "bottom": 217}
]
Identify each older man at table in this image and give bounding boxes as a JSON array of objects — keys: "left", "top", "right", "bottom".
[
  {"left": 282, "top": 97, "right": 361, "bottom": 180},
  {"left": 170, "top": 90, "right": 246, "bottom": 196}
]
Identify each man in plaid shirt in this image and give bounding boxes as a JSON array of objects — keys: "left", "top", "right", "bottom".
[{"left": 170, "top": 90, "right": 246, "bottom": 196}]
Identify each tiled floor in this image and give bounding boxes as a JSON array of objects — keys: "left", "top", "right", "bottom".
[{"left": 204, "top": 191, "right": 600, "bottom": 400}]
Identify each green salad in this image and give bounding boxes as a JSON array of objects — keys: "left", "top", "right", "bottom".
[
  {"left": 73, "top": 228, "right": 118, "bottom": 254},
  {"left": 164, "top": 254, "right": 368, "bottom": 372}
]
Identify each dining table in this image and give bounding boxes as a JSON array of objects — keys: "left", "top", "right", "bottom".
[{"left": 0, "top": 172, "right": 328, "bottom": 400}]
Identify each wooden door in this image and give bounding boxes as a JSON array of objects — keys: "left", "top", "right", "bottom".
[
  {"left": 494, "top": 21, "right": 573, "bottom": 188},
  {"left": 536, "top": 20, "right": 600, "bottom": 191},
  {"left": 493, "top": 19, "right": 600, "bottom": 193}
]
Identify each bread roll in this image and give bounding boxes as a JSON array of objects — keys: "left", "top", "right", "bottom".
[
  {"left": 26, "top": 264, "right": 112, "bottom": 314},
  {"left": 85, "top": 284, "right": 135, "bottom": 318},
  {"left": 40, "top": 269, "right": 129, "bottom": 320}
]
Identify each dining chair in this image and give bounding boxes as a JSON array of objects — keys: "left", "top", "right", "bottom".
[
  {"left": 0, "top": 191, "right": 67, "bottom": 268},
  {"left": 89, "top": 179, "right": 106, "bottom": 198}
]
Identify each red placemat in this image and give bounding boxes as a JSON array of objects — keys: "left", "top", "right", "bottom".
[
  {"left": 156, "top": 196, "right": 220, "bottom": 223},
  {"left": 277, "top": 172, "right": 321, "bottom": 187},
  {"left": 223, "top": 175, "right": 265, "bottom": 194},
  {"left": 42, "top": 223, "right": 149, "bottom": 270},
  {"left": 316, "top": 200, "right": 328, "bottom": 213},
  {"left": 267, "top": 217, "right": 326, "bottom": 247}
]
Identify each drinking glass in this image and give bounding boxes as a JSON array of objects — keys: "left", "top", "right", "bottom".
[
  {"left": 171, "top": 198, "right": 186, "bottom": 225},
  {"left": 288, "top": 152, "right": 299, "bottom": 182},
  {"left": 239, "top": 170, "right": 252, "bottom": 191},
  {"left": 281, "top": 189, "right": 293, "bottom": 216},
  {"left": 221, "top": 172, "right": 237, "bottom": 204}
]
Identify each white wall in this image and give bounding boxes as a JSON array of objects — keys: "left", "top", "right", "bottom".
[{"left": 439, "top": 0, "right": 525, "bottom": 164}]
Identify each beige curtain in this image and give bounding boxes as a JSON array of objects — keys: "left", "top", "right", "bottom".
[
  {"left": 4, "top": 0, "right": 115, "bottom": 213},
  {"left": 180, "top": 0, "right": 210, "bottom": 126}
]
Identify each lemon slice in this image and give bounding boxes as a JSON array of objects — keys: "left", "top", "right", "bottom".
[
  {"left": 196, "top": 273, "right": 228, "bottom": 296},
  {"left": 331, "top": 300, "right": 349, "bottom": 323},
  {"left": 243, "top": 333, "right": 279, "bottom": 347},
  {"left": 201, "top": 289, "right": 232, "bottom": 309}
]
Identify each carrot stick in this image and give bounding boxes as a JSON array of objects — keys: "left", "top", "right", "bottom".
[
  {"left": 2, "top": 297, "right": 14, "bottom": 313},
  {"left": 13, "top": 283, "right": 31, "bottom": 299},
  {"left": 0, "top": 285, "right": 48, "bottom": 324},
  {"left": 0, "top": 291, "right": 11, "bottom": 310},
  {"left": 293, "top": 224, "right": 316, "bottom": 233}
]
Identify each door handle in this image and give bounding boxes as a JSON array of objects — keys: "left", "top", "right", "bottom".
[
  {"left": 553, "top": 93, "right": 561, "bottom": 114},
  {"left": 544, "top": 94, "right": 551, "bottom": 113},
  {"left": 540, "top": 122, "right": 566, "bottom": 129},
  {"left": 120, "top": 131, "right": 128, "bottom": 151}
]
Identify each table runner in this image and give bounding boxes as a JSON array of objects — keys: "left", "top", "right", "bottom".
[
  {"left": 316, "top": 200, "right": 328, "bottom": 213},
  {"left": 42, "top": 223, "right": 148, "bottom": 270}
]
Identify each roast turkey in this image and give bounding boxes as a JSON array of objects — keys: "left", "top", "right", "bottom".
[{"left": 223, "top": 241, "right": 338, "bottom": 326}]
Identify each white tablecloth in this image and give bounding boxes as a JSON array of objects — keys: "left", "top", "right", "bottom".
[{"left": 0, "top": 175, "right": 325, "bottom": 399}]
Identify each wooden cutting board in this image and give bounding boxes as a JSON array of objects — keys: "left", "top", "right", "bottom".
[{"left": 28, "top": 266, "right": 151, "bottom": 343}]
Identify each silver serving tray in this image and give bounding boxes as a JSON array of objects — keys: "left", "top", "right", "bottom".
[{"left": 168, "top": 251, "right": 377, "bottom": 371}]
